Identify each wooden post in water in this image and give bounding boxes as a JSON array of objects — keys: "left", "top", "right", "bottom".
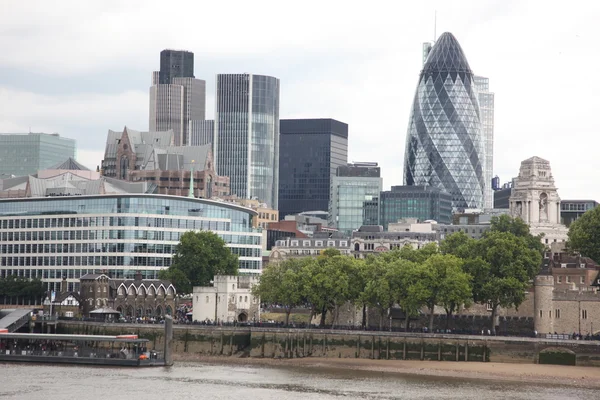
[{"left": 164, "top": 315, "right": 173, "bottom": 366}]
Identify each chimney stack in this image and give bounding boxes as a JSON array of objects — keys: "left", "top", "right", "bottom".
[{"left": 134, "top": 271, "right": 143, "bottom": 281}]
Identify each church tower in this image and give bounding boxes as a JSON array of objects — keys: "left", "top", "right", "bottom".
[{"left": 509, "top": 156, "right": 568, "bottom": 244}]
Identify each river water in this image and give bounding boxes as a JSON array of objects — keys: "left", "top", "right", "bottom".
[{"left": 0, "top": 361, "right": 595, "bottom": 399}]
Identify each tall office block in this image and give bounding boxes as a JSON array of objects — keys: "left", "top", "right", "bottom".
[
  {"left": 214, "top": 74, "right": 280, "bottom": 209},
  {"left": 149, "top": 49, "right": 206, "bottom": 146},
  {"left": 474, "top": 76, "right": 495, "bottom": 209},
  {"left": 190, "top": 120, "right": 214, "bottom": 147},
  {"left": 329, "top": 162, "right": 382, "bottom": 234},
  {"left": 405, "top": 32, "right": 484, "bottom": 210},
  {"left": 158, "top": 49, "right": 195, "bottom": 84},
  {"left": 278, "top": 119, "right": 348, "bottom": 218},
  {"left": 0, "top": 133, "right": 76, "bottom": 177}
]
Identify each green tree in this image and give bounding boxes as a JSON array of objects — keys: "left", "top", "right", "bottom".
[
  {"left": 439, "top": 231, "right": 475, "bottom": 259},
  {"left": 361, "top": 257, "right": 399, "bottom": 330},
  {"left": 489, "top": 214, "right": 546, "bottom": 256},
  {"left": 159, "top": 231, "right": 238, "bottom": 294},
  {"left": 390, "top": 259, "right": 425, "bottom": 331},
  {"left": 414, "top": 254, "right": 472, "bottom": 331},
  {"left": 469, "top": 231, "right": 542, "bottom": 334},
  {"left": 251, "top": 258, "right": 307, "bottom": 325},
  {"left": 567, "top": 206, "right": 600, "bottom": 262},
  {"left": 302, "top": 252, "right": 358, "bottom": 327}
]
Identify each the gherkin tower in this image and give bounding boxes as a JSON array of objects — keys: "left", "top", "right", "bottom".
[{"left": 403, "top": 32, "right": 484, "bottom": 210}]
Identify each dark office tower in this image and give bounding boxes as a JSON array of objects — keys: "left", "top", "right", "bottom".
[
  {"left": 150, "top": 49, "right": 206, "bottom": 146},
  {"left": 158, "top": 49, "right": 195, "bottom": 84},
  {"left": 214, "top": 74, "right": 280, "bottom": 208},
  {"left": 278, "top": 119, "right": 348, "bottom": 218},
  {"left": 404, "top": 32, "right": 484, "bottom": 210}
]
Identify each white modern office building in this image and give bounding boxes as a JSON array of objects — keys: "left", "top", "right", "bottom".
[{"left": 0, "top": 194, "right": 263, "bottom": 293}]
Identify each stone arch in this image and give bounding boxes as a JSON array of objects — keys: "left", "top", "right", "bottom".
[
  {"left": 146, "top": 307, "right": 154, "bottom": 316},
  {"left": 157, "top": 286, "right": 166, "bottom": 298},
  {"left": 167, "top": 286, "right": 175, "bottom": 297},
  {"left": 138, "top": 285, "right": 147, "bottom": 297},
  {"left": 354, "top": 243, "right": 360, "bottom": 252},
  {"left": 128, "top": 285, "right": 136, "bottom": 296},
  {"left": 116, "top": 306, "right": 123, "bottom": 315},
  {"left": 238, "top": 312, "right": 248, "bottom": 322},
  {"left": 118, "top": 285, "right": 126, "bottom": 296},
  {"left": 136, "top": 307, "right": 143, "bottom": 318},
  {"left": 156, "top": 305, "right": 163, "bottom": 317},
  {"left": 126, "top": 305, "right": 134, "bottom": 317},
  {"left": 147, "top": 285, "right": 156, "bottom": 297}
]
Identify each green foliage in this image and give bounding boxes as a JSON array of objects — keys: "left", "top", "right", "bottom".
[
  {"left": 416, "top": 254, "right": 472, "bottom": 329},
  {"left": 489, "top": 215, "right": 546, "bottom": 256},
  {"left": 159, "top": 231, "right": 238, "bottom": 294},
  {"left": 567, "top": 206, "right": 600, "bottom": 263},
  {"left": 0, "top": 276, "right": 45, "bottom": 304},
  {"left": 252, "top": 258, "right": 308, "bottom": 325}
]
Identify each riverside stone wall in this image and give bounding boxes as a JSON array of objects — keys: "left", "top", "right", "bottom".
[{"left": 57, "top": 322, "right": 600, "bottom": 367}]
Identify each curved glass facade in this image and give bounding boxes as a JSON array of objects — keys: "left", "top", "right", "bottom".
[
  {"left": 404, "top": 32, "right": 484, "bottom": 210},
  {"left": 214, "top": 74, "right": 280, "bottom": 208},
  {"left": 0, "top": 194, "right": 262, "bottom": 292}
]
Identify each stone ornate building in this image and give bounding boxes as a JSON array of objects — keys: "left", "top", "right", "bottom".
[
  {"left": 79, "top": 273, "right": 176, "bottom": 318},
  {"left": 509, "top": 156, "right": 568, "bottom": 245},
  {"left": 102, "top": 127, "right": 229, "bottom": 198},
  {"left": 192, "top": 275, "right": 260, "bottom": 323}
]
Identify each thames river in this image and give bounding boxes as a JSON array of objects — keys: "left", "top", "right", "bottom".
[{"left": 0, "top": 361, "right": 596, "bottom": 399}]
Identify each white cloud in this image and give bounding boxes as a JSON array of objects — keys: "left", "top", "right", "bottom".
[{"left": 0, "top": 0, "right": 599, "bottom": 201}]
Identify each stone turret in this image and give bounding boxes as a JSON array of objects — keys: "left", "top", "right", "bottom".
[{"left": 534, "top": 275, "right": 555, "bottom": 334}]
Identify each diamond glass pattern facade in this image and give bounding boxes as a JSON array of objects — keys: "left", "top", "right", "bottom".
[{"left": 404, "top": 32, "right": 484, "bottom": 210}]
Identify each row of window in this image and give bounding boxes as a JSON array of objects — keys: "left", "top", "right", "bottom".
[
  {"left": 540, "top": 309, "right": 589, "bottom": 319},
  {"left": 1, "top": 268, "right": 161, "bottom": 281},
  {"left": 1, "top": 255, "right": 173, "bottom": 268},
  {"left": 556, "top": 275, "right": 586, "bottom": 284},
  {"left": 1, "top": 217, "right": 230, "bottom": 231},
  {"left": 200, "top": 295, "right": 257, "bottom": 304},
  {"left": 0, "top": 230, "right": 261, "bottom": 245}
]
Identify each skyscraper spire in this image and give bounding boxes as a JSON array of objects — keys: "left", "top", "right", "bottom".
[{"left": 188, "top": 160, "right": 195, "bottom": 198}]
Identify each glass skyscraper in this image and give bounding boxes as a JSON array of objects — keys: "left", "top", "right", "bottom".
[
  {"left": 214, "top": 74, "right": 280, "bottom": 209},
  {"left": 474, "top": 76, "right": 495, "bottom": 209},
  {"left": 329, "top": 163, "right": 382, "bottom": 234},
  {"left": 278, "top": 119, "right": 348, "bottom": 218},
  {"left": 406, "top": 32, "right": 484, "bottom": 210},
  {"left": 0, "top": 133, "right": 76, "bottom": 177}
]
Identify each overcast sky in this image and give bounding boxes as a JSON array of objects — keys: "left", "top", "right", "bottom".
[{"left": 1, "top": 0, "right": 599, "bottom": 201}]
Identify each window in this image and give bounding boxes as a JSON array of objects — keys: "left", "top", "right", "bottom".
[
  {"left": 303, "top": 241, "right": 310, "bottom": 246},
  {"left": 582, "top": 310, "right": 588, "bottom": 319},
  {"left": 244, "top": 296, "right": 248, "bottom": 302},
  {"left": 539, "top": 310, "right": 543, "bottom": 318},
  {"left": 580, "top": 276, "right": 585, "bottom": 284},
  {"left": 315, "top": 241, "right": 323, "bottom": 247},
  {"left": 205, "top": 296, "right": 209, "bottom": 304},
  {"left": 566, "top": 276, "right": 571, "bottom": 283},
  {"left": 239, "top": 296, "right": 242, "bottom": 303},
  {"left": 557, "top": 276, "right": 562, "bottom": 283},
  {"left": 555, "top": 309, "right": 560, "bottom": 319}
]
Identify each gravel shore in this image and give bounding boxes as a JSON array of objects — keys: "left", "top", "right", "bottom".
[{"left": 172, "top": 354, "right": 600, "bottom": 388}]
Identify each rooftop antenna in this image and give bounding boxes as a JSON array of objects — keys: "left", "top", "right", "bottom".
[{"left": 433, "top": 10, "right": 437, "bottom": 41}]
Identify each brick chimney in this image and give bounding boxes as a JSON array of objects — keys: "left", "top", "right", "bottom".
[
  {"left": 134, "top": 271, "right": 143, "bottom": 281},
  {"left": 61, "top": 276, "right": 68, "bottom": 294}
]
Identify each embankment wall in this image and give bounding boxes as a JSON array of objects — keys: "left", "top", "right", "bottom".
[{"left": 57, "top": 322, "right": 600, "bottom": 366}]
